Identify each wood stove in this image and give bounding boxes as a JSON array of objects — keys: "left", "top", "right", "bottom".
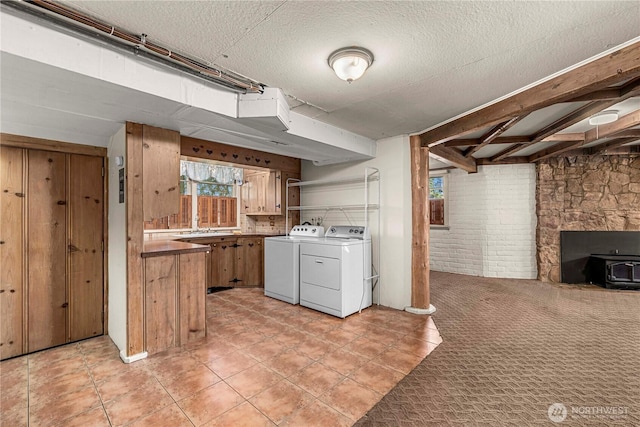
[{"left": 588, "top": 255, "right": 640, "bottom": 289}]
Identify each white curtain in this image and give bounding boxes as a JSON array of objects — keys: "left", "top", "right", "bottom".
[{"left": 180, "top": 160, "right": 243, "bottom": 184}]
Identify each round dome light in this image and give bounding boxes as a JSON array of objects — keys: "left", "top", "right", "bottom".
[{"left": 328, "top": 47, "right": 374, "bottom": 83}]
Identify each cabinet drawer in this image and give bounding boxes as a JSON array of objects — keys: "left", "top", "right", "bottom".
[{"left": 300, "top": 254, "right": 340, "bottom": 290}]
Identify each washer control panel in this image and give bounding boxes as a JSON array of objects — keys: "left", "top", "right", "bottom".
[
  {"left": 290, "top": 225, "right": 324, "bottom": 237},
  {"left": 325, "top": 225, "right": 370, "bottom": 240}
]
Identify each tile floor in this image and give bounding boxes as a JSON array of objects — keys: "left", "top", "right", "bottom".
[{"left": 0, "top": 288, "right": 441, "bottom": 426}]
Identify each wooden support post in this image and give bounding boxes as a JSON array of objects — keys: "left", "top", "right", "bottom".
[{"left": 407, "top": 135, "right": 435, "bottom": 315}]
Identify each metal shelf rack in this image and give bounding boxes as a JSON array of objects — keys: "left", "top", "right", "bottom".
[{"left": 286, "top": 167, "right": 381, "bottom": 305}]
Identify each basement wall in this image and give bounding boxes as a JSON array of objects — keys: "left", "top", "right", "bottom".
[
  {"left": 301, "top": 135, "right": 412, "bottom": 311},
  {"left": 537, "top": 155, "right": 640, "bottom": 282},
  {"left": 107, "top": 126, "right": 127, "bottom": 353},
  {"left": 429, "top": 164, "right": 537, "bottom": 279}
]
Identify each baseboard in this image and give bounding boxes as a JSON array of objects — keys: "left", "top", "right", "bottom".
[
  {"left": 119, "top": 350, "right": 148, "bottom": 364},
  {"left": 405, "top": 304, "right": 437, "bottom": 315}
]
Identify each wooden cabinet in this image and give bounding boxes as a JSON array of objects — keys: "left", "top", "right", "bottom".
[
  {"left": 0, "top": 146, "right": 105, "bottom": 359},
  {"left": 184, "top": 236, "right": 265, "bottom": 288},
  {"left": 241, "top": 170, "right": 282, "bottom": 215},
  {"left": 142, "top": 125, "right": 180, "bottom": 221},
  {"left": 143, "top": 251, "right": 206, "bottom": 355},
  {"left": 236, "top": 237, "right": 263, "bottom": 287}
]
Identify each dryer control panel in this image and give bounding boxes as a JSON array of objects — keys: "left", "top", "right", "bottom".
[
  {"left": 290, "top": 225, "right": 324, "bottom": 237},
  {"left": 325, "top": 225, "right": 370, "bottom": 240}
]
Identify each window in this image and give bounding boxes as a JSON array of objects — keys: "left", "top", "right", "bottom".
[
  {"left": 144, "top": 160, "right": 241, "bottom": 230},
  {"left": 429, "top": 175, "right": 446, "bottom": 226}
]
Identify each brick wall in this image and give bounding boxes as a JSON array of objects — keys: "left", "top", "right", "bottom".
[
  {"left": 537, "top": 155, "right": 640, "bottom": 282},
  {"left": 430, "top": 164, "right": 537, "bottom": 279}
]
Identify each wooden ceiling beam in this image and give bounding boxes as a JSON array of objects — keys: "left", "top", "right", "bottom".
[
  {"left": 476, "top": 156, "right": 530, "bottom": 165},
  {"left": 463, "top": 116, "right": 524, "bottom": 157},
  {"left": 567, "top": 78, "right": 640, "bottom": 101},
  {"left": 418, "top": 41, "right": 640, "bottom": 147},
  {"left": 528, "top": 141, "right": 584, "bottom": 162},
  {"left": 444, "top": 136, "right": 530, "bottom": 148},
  {"left": 541, "top": 133, "right": 584, "bottom": 142},
  {"left": 430, "top": 145, "right": 477, "bottom": 173},
  {"left": 490, "top": 100, "right": 619, "bottom": 161},
  {"left": 584, "top": 109, "right": 640, "bottom": 144},
  {"left": 587, "top": 137, "right": 639, "bottom": 155}
]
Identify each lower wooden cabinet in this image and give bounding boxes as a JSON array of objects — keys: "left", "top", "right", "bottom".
[
  {"left": 143, "top": 252, "right": 206, "bottom": 355},
  {"left": 181, "top": 236, "right": 265, "bottom": 288}
]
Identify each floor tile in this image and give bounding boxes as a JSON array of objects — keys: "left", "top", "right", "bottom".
[
  {"left": 63, "top": 406, "right": 110, "bottom": 427},
  {"left": 127, "top": 403, "right": 193, "bottom": 427},
  {"left": 288, "top": 362, "right": 345, "bottom": 397},
  {"left": 242, "top": 338, "right": 286, "bottom": 362},
  {"left": 29, "top": 354, "right": 86, "bottom": 384},
  {"left": 262, "top": 349, "right": 314, "bottom": 377},
  {"left": 201, "top": 401, "right": 275, "bottom": 427},
  {"left": 350, "top": 361, "right": 405, "bottom": 395},
  {"left": 321, "top": 328, "right": 360, "bottom": 347},
  {"left": 0, "top": 406, "right": 28, "bottom": 427},
  {"left": 280, "top": 399, "right": 352, "bottom": 427},
  {"left": 320, "top": 378, "right": 381, "bottom": 421},
  {"left": 29, "top": 367, "right": 93, "bottom": 407},
  {"left": 226, "top": 330, "right": 266, "bottom": 349},
  {"left": 96, "top": 366, "right": 157, "bottom": 403},
  {"left": 392, "top": 336, "right": 439, "bottom": 358},
  {"left": 225, "top": 363, "right": 283, "bottom": 399},
  {"left": 320, "top": 348, "right": 367, "bottom": 376},
  {"left": 29, "top": 385, "right": 101, "bottom": 426},
  {"left": 104, "top": 380, "right": 173, "bottom": 426},
  {"left": 88, "top": 356, "right": 147, "bottom": 383},
  {"left": 178, "top": 381, "right": 245, "bottom": 426},
  {"left": 343, "top": 336, "right": 388, "bottom": 359},
  {"left": 271, "top": 328, "right": 309, "bottom": 347},
  {"left": 190, "top": 339, "right": 237, "bottom": 363},
  {"left": 206, "top": 350, "right": 258, "bottom": 379},
  {"left": 146, "top": 352, "right": 203, "bottom": 384},
  {"left": 374, "top": 347, "right": 424, "bottom": 374},
  {"left": 292, "top": 337, "right": 338, "bottom": 360},
  {"left": 162, "top": 363, "right": 221, "bottom": 401},
  {"left": 249, "top": 380, "right": 314, "bottom": 424}
]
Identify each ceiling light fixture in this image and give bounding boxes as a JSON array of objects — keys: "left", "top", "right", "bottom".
[
  {"left": 588, "top": 110, "right": 619, "bottom": 126},
  {"left": 328, "top": 47, "right": 374, "bottom": 83}
]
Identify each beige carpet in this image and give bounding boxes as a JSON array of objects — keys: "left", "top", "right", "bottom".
[{"left": 355, "top": 271, "right": 640, "bottom": 426}]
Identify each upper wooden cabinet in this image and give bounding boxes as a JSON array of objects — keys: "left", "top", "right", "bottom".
[
  {"left": 241, "top": 169, "right": 283, "bottom": 215},
  {"left": 142, "top": 125, "right": 180, "bottom": 221}
]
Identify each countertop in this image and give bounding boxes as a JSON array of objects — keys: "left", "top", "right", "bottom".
[{"left": 142, "top": 240, "right": 210, "bottom": 258}]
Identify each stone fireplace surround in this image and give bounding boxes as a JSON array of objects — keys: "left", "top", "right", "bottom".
[{"left": 536, "top": 154, "right": 640, "bottom": 283}]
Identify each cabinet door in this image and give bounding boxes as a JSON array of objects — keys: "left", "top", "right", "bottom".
[
  {"left": 142, "top": 125, "right": 180, "bottom": 221},
  {"left": 178, "top": 253, "right": 206, "bottom": 344},
  {"left": 210, "top": 239, "right": 237, "bottom": 287},
  {"left": 68, "top": 154, "right": 104, "bottom": 341},
  {"left": 28, "top": 150, "right": 67, "bottom": 352},
  {"left": 0, "top": 147, "right": 25, "bottom": 359},
  {"left": 145, "top": 256, "right": 177, "bottom": 355},
  {"left": 236, "top": 237, "right": 263, "bottom": 287},
  {"left": 265, "top": 170, "right": 282, "bottom": 214}
]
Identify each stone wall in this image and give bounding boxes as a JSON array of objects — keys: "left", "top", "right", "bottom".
[{"left": 537, "top": 155, "right": 640, "bottom": 282}]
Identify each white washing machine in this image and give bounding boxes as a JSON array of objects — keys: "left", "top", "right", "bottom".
[
  {"left": 264, "top": 225, "right": 324, "bottom": 304},
  {"left": 299, "top": 226, "right": 372, "bottom": 318}
]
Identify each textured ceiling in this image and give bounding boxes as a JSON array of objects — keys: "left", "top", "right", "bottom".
[{"left": 61, "top": 0, "right": 640, "bottom": 140}]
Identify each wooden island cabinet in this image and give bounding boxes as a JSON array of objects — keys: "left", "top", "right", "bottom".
[{"left": 142, "top": 241, "right": 209, "bottom": 355}]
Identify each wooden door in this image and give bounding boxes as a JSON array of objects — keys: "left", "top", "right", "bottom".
[
  {"left": 145, "top": 256, "right": 177, "bottom": 355},
  {"left": 142, "top": 125, "right": 180, "bottom": 221},
  {"left": 28, "top": 150, "right": 67, "bottom": 352},
  {"left": 1, "top": 147, "right": 25, "bottom": 359},
  {"left": 236, "top": 237, "right": 263, "bottom": 287},
  {"left": 210, "top": 238, "right": 236, "bottom": 287},
  {"left": 68, "top": 154, "right": 104, "bottom": 341}
]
